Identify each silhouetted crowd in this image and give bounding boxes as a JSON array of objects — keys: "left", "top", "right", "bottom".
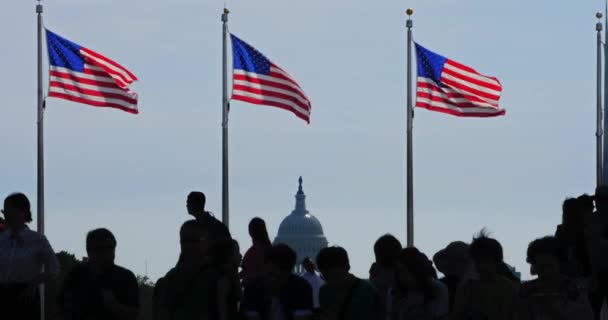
[{"left": 2, "top": 187, "right": 608, "bottom": 320}]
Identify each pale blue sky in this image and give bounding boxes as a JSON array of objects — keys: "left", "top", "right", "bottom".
[{"left": 0, "top": 0, "right": 602, "bottom": 281}]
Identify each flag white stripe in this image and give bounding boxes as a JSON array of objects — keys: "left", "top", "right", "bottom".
[
  {"left": 441, "top": 72, "right": 502, "bottom": 98},
  {"left": 416, "top": 86, "right": 498, "bottom": 109},
  {"left": 50, "top": 76, "right": 137, "bottom": 99},
  {"left": 49, "top": 86, "right": 137, "bottom": 110},
  {"left": 232, "top": 90, "right": 310, "bottom": 117},
  {"left": 233, "top": 69, "right": 308, "bottom": 99},
  {"left": 417, "top": 78, "right": 499, "bottom": 106},
  {"left": 416, "top": 97, "right": 504, "bottom": 114},
  {"left": 443, "top": 62, "right": 501, "bottom": 87},
  {"left": 84, "top": 64, "right": 105, "bottom": 72},
  {"left": 269, "top": 66, "right": 306, "bottom": 90},
  {"left": 50, "top": 66, "right": 116, "bottom": 84},
  {"left": 233, "top": 79, "right": 310, "bottom": 106},
  {"left": 81, "top": 51, "right": 135, "bottom": 84}
]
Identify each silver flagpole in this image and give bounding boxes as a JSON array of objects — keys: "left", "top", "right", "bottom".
[
  {"left": 36, "top": 2, "right": 46, "bottom": 319},
  {"left": 598, "top": 12, "right": 604, "bottom": 188},
  {"left": 604, "top": 1, "right": 608, "bottom": 187},
  {"left": 221, "top": 8, "right": 230, "bottom": 228},
  {"left": 406, "top": 9, "right": 414, "bottom": 247}
]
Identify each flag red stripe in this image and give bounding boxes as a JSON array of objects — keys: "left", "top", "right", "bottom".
[
  {"left": 442, "top": 66, "right": 502, "bottom": 92},
  {"left": 50, "top": 81, "right": 138, "bottom": 104},
  {"left": 269, "top": 65, "right": 304, "bottom": 90},
  {"left": 417, "top": 82, "right": 497, "bottom": 107},
  {"left": 416, "top": 92, "right": 497, "bottom": 109},
  {"left": 50, "top": 71, "right": 121, "bottom": 89},
  {"left": 440, "top": 77, "right": 500, "bottom": 102},
  {"left": 233, "top": 74, "right": 307, "bottom": 99},
  {"left": 416, "top": 101, "right": 505, "bottom": 117},
  {"left": 232, "top": 94, "right": 310, "bottom": 123},
  {"left": 48, "top": 92, "right": 138, "bottom": 114},
  {"left": 81, "top": 47, "right": 137, "bottom": 81},
  {"left": 82, "top": 56, "right": 131, "bottom": 89},
  {"left": 445, "top": 60, "right": 500, "bottom": 83},
  {"left": 232, "top": 84, "right": 310, "bottom": 110}
]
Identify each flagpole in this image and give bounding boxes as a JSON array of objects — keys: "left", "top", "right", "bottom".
[
  {"left": 406, "top": 9, "right": 414, "bottom": 247},
  {"left": 598, "top": 12, "right": 604, "bottom": 188},
  {"left": 604, "top": 0, "right": 608, "bottom": 187},
  {"left": 221, "top": 8, "right": 230, "bottom": 228},
  {"left": 36, "top": 1, "right": 46, "bottom": 318}
]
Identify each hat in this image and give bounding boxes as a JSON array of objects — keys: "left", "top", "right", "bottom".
[{"left": 433, "top": 241, "right": 472, "bottom": 276}]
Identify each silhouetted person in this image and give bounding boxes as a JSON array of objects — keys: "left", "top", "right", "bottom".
[
  {"left": 387, "top": 247, "right": 448, "bottom": 320},
  {"left": 317, "top": 246, "right": 381, "bottom": 320},
  {"left": 241, "top": 217, "right": 272, "bottom": 287},
  {"left": 210, "top": 238, "right": 242, "bottom": 320},
  {"left": 519, "top": 236, "right": 592, "bottom": 320},
  {"left": 57, "top": 228, "right": 139, "bottom": 320},
  {"left": 588, "top": 186, "right": 608, "bottom": 320},
  {"left": 241, "top": 243, "right": 313, "bottom": 320},
  {"left": 369, "top": 233, "right": 402, "bottom": 315},
  {"left": 301, "top": 257, "right": 325, "bottom": 311},
  {"left": 156, "top": 220, "right": 213, "bottom": 320},
  {"left": 0, "top": 192, "right": 60, "bottom": 320},
  {"left": 187, "top": 191, "right": 231, "bottom": 243},
  {"left": 554, "top": 196, "right": 592, "bottom": 280},
  {"left": 452, "top": 231, "right": 519, "bottom": 320},
  {"left": 433, "top": 241, "right": 473, "bottom": 312}
]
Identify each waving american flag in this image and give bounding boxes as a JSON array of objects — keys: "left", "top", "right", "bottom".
[
  {"left": 415, "top": 43, "right": 505, "bottom": 117},
  {"left": 231, "top": 34, "right": 311, "bottom": 123},
  {"left": 46, "top": 30, "right": 139, "bottom": 114}
]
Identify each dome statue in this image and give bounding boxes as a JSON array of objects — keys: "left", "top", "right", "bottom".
[{"left": 274, "top": 177, "right": 328, "bottom": 273}]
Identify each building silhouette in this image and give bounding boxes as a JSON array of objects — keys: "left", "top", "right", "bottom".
[{"left": 274, "top": 177, "right": 328, "bottom": 273}]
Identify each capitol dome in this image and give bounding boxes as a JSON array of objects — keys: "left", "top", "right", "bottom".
[{"left": 274, "top": 177, "right": 328, "bottom": 272}]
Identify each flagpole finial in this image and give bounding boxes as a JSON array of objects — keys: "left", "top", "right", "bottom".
[
  {"left": 598, "top": 12, "right": 604, "bottom": 20},
  {"left": 406, "top": 8, "right": 414, "bottom": 16},
  {"left": 224, "top": 8, "right": 230, "bottom": 14}
]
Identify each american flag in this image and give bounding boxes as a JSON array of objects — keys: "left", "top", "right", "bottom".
[
  {"left": 231, "top": 34, "right": 311, "bottom": 123},
  {"left": 415, "top": 43, "right": 505, "bottom": 117},
  {"left": 46, "top": 30, "right": 139, "bottom": 114}
]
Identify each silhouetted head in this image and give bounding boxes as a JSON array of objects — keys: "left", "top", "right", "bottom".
[
  {"left": 187, "top": 192, "right": 206, "bottom": 217},
  {"left": 527, "top": 236, "right": 562, "bottom": 280},
  {"left": 374, "top": 234, "right": 402, "bottom": 269},
  {"left": 302, "top": 257, "right": 315, "bottom": 273},
  {"left": 264, "top": 244, "right": 297, "bottom": 293},
  {"left": 2, "top": 193, "right": 32, "bottom": 230},
  {"left": 396, "top": 247, "right": 437, "bottom": 299},
  {"left": 594, "top": 186, "right": 608, "bottom": 215},
  {"left": 469, "top": 230, "right": 503, "bottom": 279},
  {"left": 86, "top": 228, "right": 117, "bottom": 272},
  {"left": 433, "top": 241, "right": 471, "bottom": 277},
  {"left": 249, "top": 217, "right": 271, "bottom": 246},
  {"left": 316, "top": 246, "right": 350, "bottom": 284},
  {"left": 180, "top": 220, "right": 207, "bottom": 264}
]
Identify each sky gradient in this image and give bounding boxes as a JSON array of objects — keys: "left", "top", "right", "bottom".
[{"left": 0, "top": 0, "right": 603, "bottom": 281}]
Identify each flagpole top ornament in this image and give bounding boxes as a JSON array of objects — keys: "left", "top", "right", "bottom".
[
  {"left": 224, "top": 8, "right": 230, "bottom": 14},
  {"left": 406, "top": 9, "right": 414, "bottom": 16},
  {"left": 598, "top": 12, "right": 604, "bottom": 20}
]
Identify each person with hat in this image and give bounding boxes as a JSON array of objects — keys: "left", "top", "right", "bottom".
[
  {"left": 433, "top": 241, "right": 474, "bottom": 312},
  {"left": 0, "top": 192, "right": 60, "bottom": 320}
]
